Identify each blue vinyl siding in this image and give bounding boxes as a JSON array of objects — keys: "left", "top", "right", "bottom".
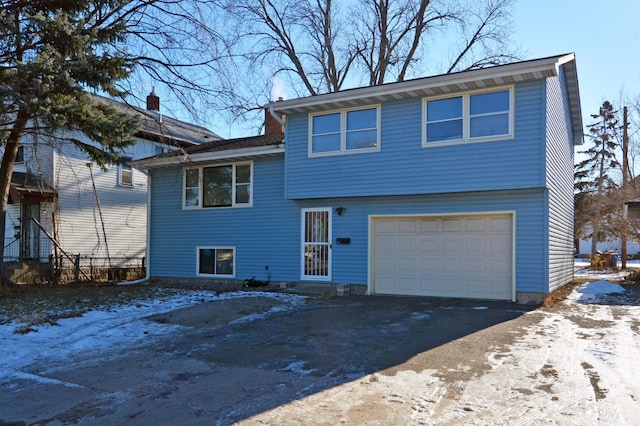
[
  {"left": 545, "top": 70, "right": 576, "bottom": 291},
  {"left": 149, "top": 156, "right": 299, "bottom": 281},
  {"left": 147, "top": 65, "right": 578, "bottom": 300},
  {"left": 297, "top": 189, "right": 547, "bottom": 293},
  {"left": 149, "top": 155, "right": 548, "bottom": 294},
  {"left": 285, "top": 81, "right": 547, "bottom": 200}
]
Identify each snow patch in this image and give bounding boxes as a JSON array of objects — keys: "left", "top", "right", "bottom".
[
  {"left": 410, "top": 312, "right": 431, "bottom": 320},
  {"left": 282, "top": 360, "right": 317, "bottom": 375},
  {"left": 570, "top": 280, "right": 625, "bottom": 302}
]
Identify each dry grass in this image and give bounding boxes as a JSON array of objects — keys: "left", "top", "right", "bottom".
[
  {"left": 0, "top": 283, "right": 171, "bottom": 329},
  {"left": 543, "top": 282, "right": 581, "bottom": 308},
  {"left": 0, "top": 280, "right": 274, "bottom": 331}
]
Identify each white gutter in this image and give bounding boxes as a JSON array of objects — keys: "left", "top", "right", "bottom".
[
  {"left": 265, "top": 53, "right": 574, "bottom": 113},
  {"left": 268, "top": 105, "right": 285, "bottom": 126},
  {"left": 132, "top": 144, "right": 285, "bottom": 170},
  {"left": 118, "top": 171, "right": 151, "bottom": 286}
]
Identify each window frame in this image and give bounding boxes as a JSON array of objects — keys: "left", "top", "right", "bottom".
[
  {"left": 15, "top": 145, "right": 24, "bottom": 164},
  {"left": 118, "top": 157, "right": 133, "bottom": 187},
  {"left": 196, "top": 246, "right": 236, "bottom": 278},
  {"left": 422, "top": 86, "right": 514, "bottom": 147},
  {"left": 308, "top": 105, "right": 381, "bottom": 157},
  {"left": 183, "top": 161, "right": 253, "bottom": 209}
]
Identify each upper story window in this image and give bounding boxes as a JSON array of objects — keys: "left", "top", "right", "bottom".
[
  {"left": 15, "top": 146, "right": 24, "bottom": 164},
  {"left": 118, "top": 157, "right": 133, "bottom": 187},
  {"left": 424, "top": 87, "right": 513, "bottom": 145},
  {"left": 184, "top": 162, "right": 252, "bottom": 209},
  {"left": 309, "top": 106, "right": 380, "bottom": 156}
]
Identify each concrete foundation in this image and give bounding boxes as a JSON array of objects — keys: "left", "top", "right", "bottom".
[{"left": 516, "top": 292, "right": 546, "bottom": 305}]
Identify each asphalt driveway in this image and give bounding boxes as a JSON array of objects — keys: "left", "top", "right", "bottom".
[{"left": 0, "top": 293, "right": 537, "bottom": 425}]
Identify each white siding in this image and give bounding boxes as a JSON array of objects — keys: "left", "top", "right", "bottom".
[
  {"left": 3, "top": 123, "right": 177, "bottom": 266},
  {"left": 51, "top": 136, "right": 152, "bottom": 264},
  {"left": 578, "top": 238, "right": 640, "bottom": 257}
]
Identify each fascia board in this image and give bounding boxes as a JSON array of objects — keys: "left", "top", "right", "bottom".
[
  {"left": 266, "top": 54, "right": 573, "bottom": 113},
  {"left": 132, "top": 145, "right": 285, "bottom": 170}
]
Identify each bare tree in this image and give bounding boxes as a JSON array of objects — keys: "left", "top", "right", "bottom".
[
  {"left": 226, "top": 0, "right": 354, "bottom": 97},
  {"left": 224, "top": 0, "right": 520, "bottom": 101},
  {"left": 115, "top": 0, "right": 240, "bottom": 123}
]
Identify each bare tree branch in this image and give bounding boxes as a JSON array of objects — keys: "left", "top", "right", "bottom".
[{"left": 224, "top": 0, "right": 520, "bottom": 99}]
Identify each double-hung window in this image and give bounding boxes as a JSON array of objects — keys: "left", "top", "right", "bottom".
[
  {"left": 310, "top": 106, "right": 380, "bottom": 156},
  {"left": 197, "top": 246, "right": 235, "bottom": 277},
  {"left": 184, "top": 162, "right": 252, "bottom": 209},
  {"left": 424, "top": 87, "right": 512, "bottom": 145},
  {"left": 118, "top": 157, "right": 133, "bottom": 187}
]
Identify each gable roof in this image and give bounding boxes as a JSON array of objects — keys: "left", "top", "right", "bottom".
[
  {"left": 266, "top": 53, "right": 583, "bottom": 145},
  {"left": 95, "top": 95, "right": 222, "bottom": 147},
  {"left": 131, "top": 132, "right": 285, "bottom": 170},
  {"left": 135, "top": 111, "right": 222, "bottom": 147}
]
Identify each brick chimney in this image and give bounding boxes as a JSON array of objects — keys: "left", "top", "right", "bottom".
[
  {"left": 265, "top": 98, "right": 285, "bottom": 135},
  {"left": 146, "top": 88, "right": 160, "bottom": 112}
]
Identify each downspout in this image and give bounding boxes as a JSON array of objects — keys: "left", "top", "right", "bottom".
[
  {"left": 118, "top": 169, "right": 151, "bottom": 286},
  {"left": 268, "top": 105, "right": 285, "bottom": 127}
]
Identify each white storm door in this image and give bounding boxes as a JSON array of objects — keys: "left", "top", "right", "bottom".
[{"left": 301, "top": 208, "right": 332, "bottom": 280}]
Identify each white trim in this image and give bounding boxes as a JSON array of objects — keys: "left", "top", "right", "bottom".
[
  {"left": 132, "top": 145, "right": 284, "bottom": 170},
  {"left": 368, "top": 211, "right": 516, "bottom": 302},
  {"left": 118, "top": 162, "right": 133, "bottom": 187},
  {"left": 196, "top": 245, "right": 236, "bottom": 278},
  {"left": 182, "top": 161, "right": 253, "bottom": 210},
  {"left": 308, "top": 105, "right": 381, "bottom": 158},
  {"left": 300, "top": 207, "right": 332, "bottom": 281},
  {"left": 183, "top": 168, "right": 200, "bottom": 208},
  {"left": 266, "top": 54, "right": 573, "bottom": 114},
  {"left": 422, "top": 86, "right": 514, "bottom": 147}
]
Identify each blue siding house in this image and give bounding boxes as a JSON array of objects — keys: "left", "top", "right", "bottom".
[{"left": 133, "top": 53, "right": 582, "bottom": 303}]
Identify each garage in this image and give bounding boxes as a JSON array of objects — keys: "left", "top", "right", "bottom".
[{"left": 371, "top": 213, "right": 514, "bottom": 300}]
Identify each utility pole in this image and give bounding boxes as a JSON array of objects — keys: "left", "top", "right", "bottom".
[{"left": 622, "top": 106, "right": 629, "bottom": 269}]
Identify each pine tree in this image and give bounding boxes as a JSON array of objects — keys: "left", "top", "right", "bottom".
[
  {"left": 0, "top": 0, "right": 141, "bottom": 284},
  {"left": 575, "top": 101, "right": 620, "bottom": 265}
]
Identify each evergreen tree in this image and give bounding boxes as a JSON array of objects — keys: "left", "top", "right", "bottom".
[
  {"left": 0, "top": 0, "right": 141, "bottom": 284},
  {"left": 575, "top": 101, "right": 620, "bottom": 264}
]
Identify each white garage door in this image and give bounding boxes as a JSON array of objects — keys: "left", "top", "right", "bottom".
[{"left": 372, "top": 214, "right": 513, "bottom": 300}]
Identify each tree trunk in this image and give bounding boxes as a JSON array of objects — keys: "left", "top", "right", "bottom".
[{"left": 0, "top": 107, "right": 29, "bottom": 286}]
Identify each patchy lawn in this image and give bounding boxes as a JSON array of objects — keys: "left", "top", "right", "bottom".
[{"left": 0, "top": 284, "right": 215, "bottom": 333}]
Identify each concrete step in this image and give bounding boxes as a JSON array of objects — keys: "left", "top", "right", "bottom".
[{"left": 280, "top": 283, "right": 338, "bottom": 299}]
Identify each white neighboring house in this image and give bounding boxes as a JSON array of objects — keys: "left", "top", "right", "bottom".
[
  {"left": 577, "top": 238, "right": 640, "bottom": 257},
  {"left": 4, "top": 91, "right": 220, "bottom": 277},
  {"left": 576, "top": 200, "right": 640, "bottom": 258}
]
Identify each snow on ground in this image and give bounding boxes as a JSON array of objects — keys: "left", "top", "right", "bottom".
[
  {"left": 252, "top": 280, "right": 640, "bottom": 425},
  {"left": 574, "top": 258, "right": 639, "bottom": 281},
  {"left": 1, "top": 268, "right": 639, "bottom": 424},
  {"left": 0, "top": 290, "right": 307, "bottom": 387},
  {"left": 469, "top": 280, "right": 640, "bottom": 424}
]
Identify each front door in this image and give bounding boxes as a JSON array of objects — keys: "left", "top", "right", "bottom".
[
  {"left": 21, "top": 202, "right": 40, "bottom": 260},
  {"left": 301, "top": 208, "right": 332, "bottom": 280}
]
